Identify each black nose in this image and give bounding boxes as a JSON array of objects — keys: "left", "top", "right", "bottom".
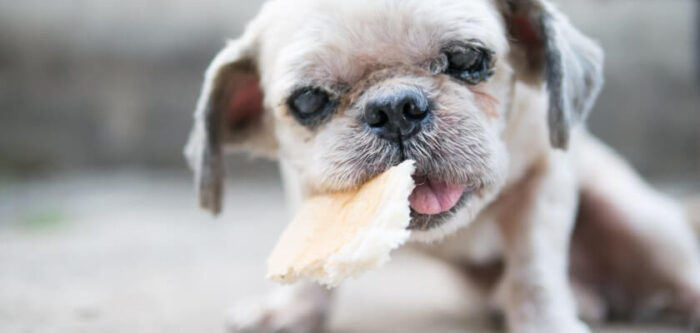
[{"left": 363, "top": 88, "right": 430, "bottom": 141}]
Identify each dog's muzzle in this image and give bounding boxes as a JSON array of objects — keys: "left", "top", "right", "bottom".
[{"left": 363, "top": 87, "right": 430, "bottom": 141}]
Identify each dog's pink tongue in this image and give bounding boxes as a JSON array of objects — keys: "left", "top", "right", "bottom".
[{"left": 409, "top": 178, "right": 466, "bottom": 215}]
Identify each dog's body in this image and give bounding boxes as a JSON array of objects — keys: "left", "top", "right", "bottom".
[{"left": 185, "top": 0, "right": 700, "bottom": 331}]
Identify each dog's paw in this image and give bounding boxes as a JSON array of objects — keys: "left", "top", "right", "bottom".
[{"left": 227, "top": 284, "right": 331, "bottom": 333}]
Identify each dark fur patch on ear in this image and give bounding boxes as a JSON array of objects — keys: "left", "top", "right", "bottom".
[
  {"left": 499, "top": 0, "right": 568, "bottom": 148},
  {"left": 498, "top": 0, "right": 603, "bottom": 150},
  {"left": 198, "top": 136, "right": 223, "bottom": 214},
  {"left": 541, "top": 15, "right": 569, "bottom": 149},
  {"left": 193, "top": 58, "right": 264, "bottom": 215}
]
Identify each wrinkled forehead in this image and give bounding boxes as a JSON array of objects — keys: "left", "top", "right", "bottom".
[{"left": 258, "top": 0, "right": 507, "bottom": 95}]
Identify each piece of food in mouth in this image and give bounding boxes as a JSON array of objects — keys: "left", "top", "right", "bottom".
[{"left": 266, "top": 160, "right": 416, "bottom": 287}]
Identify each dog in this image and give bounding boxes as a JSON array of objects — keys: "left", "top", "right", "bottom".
[{"left": 184, "top": 0, "right": 700, "bottom": 331}]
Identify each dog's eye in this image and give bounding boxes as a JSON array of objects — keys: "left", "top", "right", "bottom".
[
  {"left": 289, "top": 88, "right": 330, "bottom": 118},
  {"left": 287, "top": 87, "right": 337, "bottom": 127},
  {"left": 445, "top": 47, "right": 493, "bottom": 84}
]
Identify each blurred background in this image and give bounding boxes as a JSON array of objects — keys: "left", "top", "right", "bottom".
[{"left": 0, "top": 0, "right": 698, "bottom": 332}]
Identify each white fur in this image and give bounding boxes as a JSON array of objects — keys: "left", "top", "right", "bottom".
[{"left": 187, "top": 0, "right": 700, "bottom": 332}]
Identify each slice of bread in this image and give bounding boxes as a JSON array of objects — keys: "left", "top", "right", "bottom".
[{"left": 267, "top": 160, "right": 416, "bottom": 287}]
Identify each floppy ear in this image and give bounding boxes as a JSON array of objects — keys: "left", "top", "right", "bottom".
[
  {"left": 498, "top": 0, "right": 604, "bottom": 149},
  {"left": 184, "top": 36, "right": 276, "bottom": 215}
]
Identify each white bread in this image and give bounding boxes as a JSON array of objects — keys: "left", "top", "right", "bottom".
[{"left": 266, "top": 160, "right": 416, "bottom": 287}]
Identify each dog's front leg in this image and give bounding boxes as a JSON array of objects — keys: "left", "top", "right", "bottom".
[
  {"left": 228, "top": 281, "right": 333, "bottom": 333},
  {"left": 495, "top": 155, "right": 587, "bottom": 333}
]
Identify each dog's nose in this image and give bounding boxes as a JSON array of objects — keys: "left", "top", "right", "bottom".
[{"left": 363, "top": 89, "right": 429, "bottom": 141}]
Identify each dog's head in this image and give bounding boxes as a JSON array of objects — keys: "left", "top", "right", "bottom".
[{"left": 185, "top": 0, "right": 603, "bottom": 240}]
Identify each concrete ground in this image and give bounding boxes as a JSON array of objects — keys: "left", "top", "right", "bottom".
[{"left": 0, "top": 165, "right": 694, "bottom": 333}]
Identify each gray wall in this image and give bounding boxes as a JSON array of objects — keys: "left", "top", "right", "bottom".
[
  {"left": 1, "top": 0, "right": 698, "bottom": 178},
  {"left": 559, "top": 0, "right": 699, "bottom": 178}
]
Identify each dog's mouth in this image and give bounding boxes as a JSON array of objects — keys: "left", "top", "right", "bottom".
[
  {"left": 407, "top": 176, "right": 471, "bottom": 230},
  {"left": 409, "top": 176, "right": 466, "bottom": 215}
]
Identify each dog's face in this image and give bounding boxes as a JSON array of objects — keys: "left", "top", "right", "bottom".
[{"left": 186, "top": 0, "right": 603, "bottom": 241}]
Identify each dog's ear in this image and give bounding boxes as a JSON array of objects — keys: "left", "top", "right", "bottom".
[
  {"left": 498, "top": 0, "right": 604, "bottom": 149},
  {"left": 184, "top": 31, "right": 276, "bottom": 215}
]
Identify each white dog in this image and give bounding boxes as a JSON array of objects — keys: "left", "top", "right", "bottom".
[{"left": 185, "top": 0, "right": 700, "bottom": 332}]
